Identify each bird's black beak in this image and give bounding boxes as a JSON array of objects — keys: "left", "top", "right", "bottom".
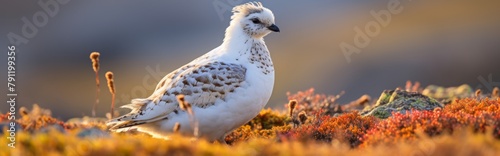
[{"left": 267, "top": 24, "right": 280, "bottom": 32}]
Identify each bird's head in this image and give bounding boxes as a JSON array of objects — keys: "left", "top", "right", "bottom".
[{"left": 230, "top": 2, "right": 279, "bottom": 38}]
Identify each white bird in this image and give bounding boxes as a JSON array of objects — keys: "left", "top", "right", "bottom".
[{"left": 107, "top": 2, "right": 279, "bottom": 143}]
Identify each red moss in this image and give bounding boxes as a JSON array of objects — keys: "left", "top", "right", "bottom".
[
  {"left": 286, "top": 88, "right": 345, "bottom": 117},
  {"left": 283, "top": 89, "right": 500, "bottom": 147},
  {"left": 285, "top": 111, "right": 376, "bottom": 147},
  {"left": 362, "top": 98, "right": 500, "bottom": 146},
  {"left": 0, "top": 113, "right": 9, "bottom": 122}
]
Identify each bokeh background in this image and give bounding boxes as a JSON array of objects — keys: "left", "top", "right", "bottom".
[{"left": 1, "top": 0, "right": 499, "bottom": 120}]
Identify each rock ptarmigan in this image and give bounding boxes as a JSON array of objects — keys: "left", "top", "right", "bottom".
[{"left": 107, "top": 2, "right": 279, "bottom": 142}]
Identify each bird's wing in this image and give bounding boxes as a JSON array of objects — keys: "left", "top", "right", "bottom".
[{"left": 107, "top": 61, "right": 246, "bottom": 130}]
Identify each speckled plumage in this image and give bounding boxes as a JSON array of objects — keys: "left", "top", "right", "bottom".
[{"left": 107, "top": 2, "right": 279, "bottom": 142}]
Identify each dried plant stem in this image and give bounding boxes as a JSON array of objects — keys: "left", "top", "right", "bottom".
[
  {"left": 173, "top": 122, "right": 181, "bottom": 133},
  {"left": 412, "top": 81, "right": 420, "bottom": 92},
  {"left": 298, "top": 111, "right": 308, "bottom": 124},
  {"left": 111, "top": 92, "right": 115, "bottom": 117},
  {"left": 492, "top": 87, "right": 499, "bottom": 98},
  {"left": 106, "top": 71, "right": 116, "bottom": 117},
  {"left": 92, "top": 72, "right": 100, "bottom": 117},
  {"left": 288, "top": 100, "right": 297, "bottom": 117},
  {"left": 475, "top": 89, "right": 482, "bottom": 99},
  {"left": 90, "top": 52, "right": 100, "bottom": 117},
  {"left": 177, "top": 95, "right": 199, "bottom": 137}
]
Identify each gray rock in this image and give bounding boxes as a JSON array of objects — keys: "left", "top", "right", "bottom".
[
  {"left": 362, "top": 89, "right": 443, "bottom": 119},
  {"left": 77, "top": 128, "right": 110, "bottom": 138}
]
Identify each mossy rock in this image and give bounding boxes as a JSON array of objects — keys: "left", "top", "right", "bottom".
[
  {"left": 362, "top": 89, "right": 443, "bottom": 119},
  {"left": 422, "top": 84, "right": 473, "bottom": 103}
]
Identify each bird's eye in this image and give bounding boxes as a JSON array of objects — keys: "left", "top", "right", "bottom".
[{"left": 251, "top": 18, "right": 261, "bottom": 24}]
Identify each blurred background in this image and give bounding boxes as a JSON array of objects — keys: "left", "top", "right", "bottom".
[{"left": 1, "top": 0, "right": 499, "bottom": 120}]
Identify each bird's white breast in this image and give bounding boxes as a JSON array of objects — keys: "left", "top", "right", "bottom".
[{"left": 139, "top": 44, "right": 275, "bottom": 141}]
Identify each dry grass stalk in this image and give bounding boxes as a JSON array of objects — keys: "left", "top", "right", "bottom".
[
  {"left": 106, "top": 71, "right": 116, "bottom": 117},
  {"left": 177, "top": 95, "right": 193, "bottom": 115},
  {"left": 343, "top": 94, "right": 371, "bottom": 111},
  {"left": 411, "top": 81, "right": 420, "bottom": 92},
  {"left": 173, "top": 122, "right": 181, "bottom": 133},
  {"left": 298, "top": 111, "right": 308, "bottom": 124},
  {"left": 492, "top": 87, "right": 499, "bottom": 98},
  {"left": 405, "top": 81, "right": 421, "bottom": 92},
  {"left": 89, "top": 52, "right": 100, "bottom": 117},
  {"left": 176, "top": 94, "right": 199, "bottom": 137},
  {"left": 475, "top": 89, "right": 482, "bottom": 98},
  {"left": 405, "top": 81, "right": 412, "bottom": 92},
  {"left": 288, "top": 100, "right": 297, "bottom": 117}
]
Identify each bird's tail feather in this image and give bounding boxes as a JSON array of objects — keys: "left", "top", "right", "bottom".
[{"left": 106, "top": 98, "right": 150, "bottom": 130}]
